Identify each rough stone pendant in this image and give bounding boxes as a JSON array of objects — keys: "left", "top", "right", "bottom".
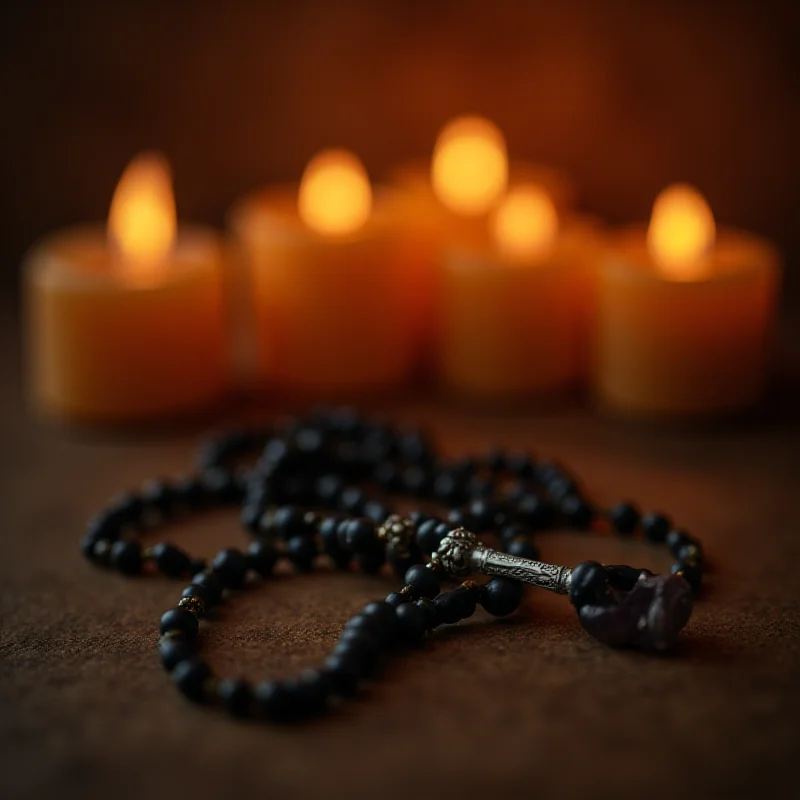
[{"left": 433, "top": 528, "right": 694, "bottom": 653}]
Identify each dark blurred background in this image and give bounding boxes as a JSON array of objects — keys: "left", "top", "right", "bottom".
[{"left": 2, "top": 0, "right": 799, "bottom": 299}]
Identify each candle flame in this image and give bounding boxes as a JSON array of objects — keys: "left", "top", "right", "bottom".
[
  {"left": 298, "top": 149, "right": 372, "bottom": 236},
  {"left": 431, "top": 115, "right": 508, "bottom": 216},
  {"left": 492, "top": 184, "right": 558, "bottom": 261},
  {"left": 647, "top": 183, "right": 715, "bottom": 280},
  {"left": 108, "top": 152, "right": 176, "bottom": 283}
]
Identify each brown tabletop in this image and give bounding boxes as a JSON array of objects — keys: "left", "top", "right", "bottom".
[{"left": 1, "top": 309, "right": 799, "bottom": 800}]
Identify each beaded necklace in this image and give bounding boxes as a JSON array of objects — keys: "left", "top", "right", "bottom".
[{"left": 82, "top": 409, "right": 704, "bottom": 723}]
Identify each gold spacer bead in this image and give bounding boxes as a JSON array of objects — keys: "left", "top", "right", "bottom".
[
  {"left": 399, "top": 585, "right": 412, "bottom": 595},
  {"left": 460, "top": 579, "right": 482, "bottom": 591},
  {"left": 428, "top": 556, "right": 445, "bottom": 574},
  {"left": 178, "top": 596, "right": 205, "bottom": 617}
]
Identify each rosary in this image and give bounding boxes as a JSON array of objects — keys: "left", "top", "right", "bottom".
[{"left": 81, "top": 408, "right": 705, "bottom": 722}]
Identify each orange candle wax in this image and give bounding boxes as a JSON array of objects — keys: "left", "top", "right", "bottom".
[
  {"left": 388, "top": 116, "right": 576, "bottom": 369},
  {"left": 228, "top": 150, "right": 418, "bottom": 397},
  {"left": 24, "top": 153, "right": 227, "bottom": 424},
  {"left": 595, "top": 184, "right": 781, "bottom": 418},
  {"left": 439, "top": 184, "right": 602, "bottom": 401}
]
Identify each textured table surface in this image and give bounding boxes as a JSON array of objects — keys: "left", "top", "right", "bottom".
[{"left": 1, "top": 313, "right": 799, "bottom": 800}]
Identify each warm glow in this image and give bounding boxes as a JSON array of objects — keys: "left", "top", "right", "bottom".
[
  {"left": 431, "top": 115, "right": 508, "bottom": 216},
  {"left": 108, "top": 152, "right": 176, "bottom": 283},
  {"left": 647, "top": 183, "right": 716, "bottom": 280},
  {"left": 298, "top": 149, "right": 372, "bottom": 236},
  {"left": 492, "top": 184, "right": 558, "bottom": 261}
]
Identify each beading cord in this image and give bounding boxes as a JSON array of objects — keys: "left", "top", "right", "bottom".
[{"left": 81, "top": 408, "right": 705, "bottom": 723}]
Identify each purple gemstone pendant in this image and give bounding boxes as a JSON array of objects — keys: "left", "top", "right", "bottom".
[{"left": 577, "top": 573, "right": 694, "bottom": 652}]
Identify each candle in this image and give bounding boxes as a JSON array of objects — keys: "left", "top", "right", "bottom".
[
  {"left": 439, "top": 183, "right": 600, "bottom": 401},
  {"left": 388, "top": 116, "right": 577, "bottom": 369},
  {"left": 595, "top": 184, "right": 781, "bottom": 418},
  {"left": 229, "top": 149, "right": 418, "bottom": 396},
  {"left": 24, "top": 152, "right": 227, "bottom": 424}
]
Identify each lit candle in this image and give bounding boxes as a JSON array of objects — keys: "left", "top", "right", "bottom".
[
  {"left": 229, "top": 149, "right": 417, "bottom": 396},
  {"left": 439, "top": 183, "right": 599, "bottom": 401},
  {"left": 595, "top": 184, "right": 781, "bottom": 418},
  {"left": 388, "top": 116, "right": 577, "bottom": 369},
  {"left": 24, "top": 152, "right": 227, "bottom": 424}
]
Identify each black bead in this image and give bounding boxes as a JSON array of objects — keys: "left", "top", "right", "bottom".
[
  {"left": 548, "top": 476, "right": 580, "bottom": 503},
  {"left": 466, "top": 476, "right": 495, "bottom": 498},
  {"left": 158, "top": 636, "right": 194, "bottom": 671},
  {"left": 469, "top": 499, "right": 503, "bottom": 532},
  {"left": 666, "top": 529, "right": 703, "bottom": 563},
  {"left": 394, "top": 602, "right": 428, "bottom": 644},
  {"left": 246, "top": 540, "right": 279, "bottom": 578},
  {"left": 481, "top": 578, "right": 524, "bottom": 616},
  {"left": 505, "top": 538, "right": 541, "bottom": 560},
  {"left": 568, "top": 561, "right": 608, "bottom": 608},
  {"left": 364, "top": 501, "right": 391, "bottom": 525},
  {"left": 387, "top": 543, "right": 422, "bottom": 580},
  {"left": 345, "top": 518, "right": 377, "bottom": 554},
  {"left": 671, "top": 562, "right": 703, "bottom": 593},
  {"left": 83, "top": 510, "right": 121, "bottom": 546},
  {"left": 402, "top": 465, "right": 432, "bottom": 497},
  {"left": 201, "top": 467, "right": 244, "bottom": 505},
  {"left": 240, "top": 502, "right": 263, "bottom": 534},
  {"left": 160, "top": 607, "right": 199, "bottom": 639},
  {"left": 374, "top": 462, "right": 401, "bottom": 491},
  {"left": 416, "top": 518, "right": 444, "bottom": 555},
  {"left": 286, "top": 535, "right": 317, "bottom": 571},
  {"left": 334, "top": 631, "right": 381, "bottom": 674},
  {"left": 385, "top": 591, "right": 410, "bottom": 608},
  {"left": 642, "top": 512, "right": 671, "bottom": 543},
  {"left": 211, "top": 548, "right": 248, "bottom": 589},
  {"left": 340, "top": 487, "right": 367, "bottom": 515},
  {"left": 415, "top": 597, "right": 437, "bottom": 629},
  {"left": 323, "top": 653, "right": 361, "bottom": 697},
  {"left": 561, "top": 496, "right": 595, "bottom": 529},
  {"left": 433, "top": 586, "right": 478, "bottom": 624},
  {"left": 500, "top": 523, "right": 535, "bottom": 548},
  {"left": 271, "top": 506, "right": 315, "bottom": 540},
  {"left": 315, "top": 474, "right": 345, "bottom": 506},
  {"left": 141, "top": 480, "right": 174, "bottom": 516},
  {"left": 293, "top": 668, "right": 331, "bottom": 715},
  {"left": 152, "top": 543, "right": 192, "bottom": 578},
  {"left": 181, "top": 583, "right": 215, "bottom": 608},
  {"left": 434, "top": 522, "right": 453, "bottom": 542},
  {"left": 516, "top": 494, "right": 553, "bottom": 529},
  {"left": 80, "top": 533, "right": 101, "bottom": 559},
  {"left": 610, "top": 502, "right": 640, "bottom": 535},
  {"left": 217, "top": 678, "right": 253, "bottom": 717},
  {"left": 108, "top": 492, "right": 145, "bottom": 527},
  {"left": 172, "top": 657, "right": 211, "bottom": 702},
  {"left": 433, "top": 471, "right": 464, "bottom": 504},
  {"left": 408, "top": 509, "right": 429, "bottom": 525},
  {"left": 404, "top": 564, "right": 441, "bottom": 599},
  {"left": 172, "top": 476, "right": 207, "bottom": 511},
  {"left": 190, "top": 571, "right": 224, "bottom": 605},
  {"left": 110, "top": 540, "right": 142, "bottom": 576},
  {"left": 320, "top": 516, "right": 350, "bottom": 570},
  {"left": 399, "top": 429, "right": 433, "bottom": 464},
  {"left": 256, "top": 680, "right": 298, "bottom": 722},
  {"left": 447, "top": 508, "right": 475, "bottom": 530},
  {"left": 361, "top": 601, "right": 399, "bottom": 637}
]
